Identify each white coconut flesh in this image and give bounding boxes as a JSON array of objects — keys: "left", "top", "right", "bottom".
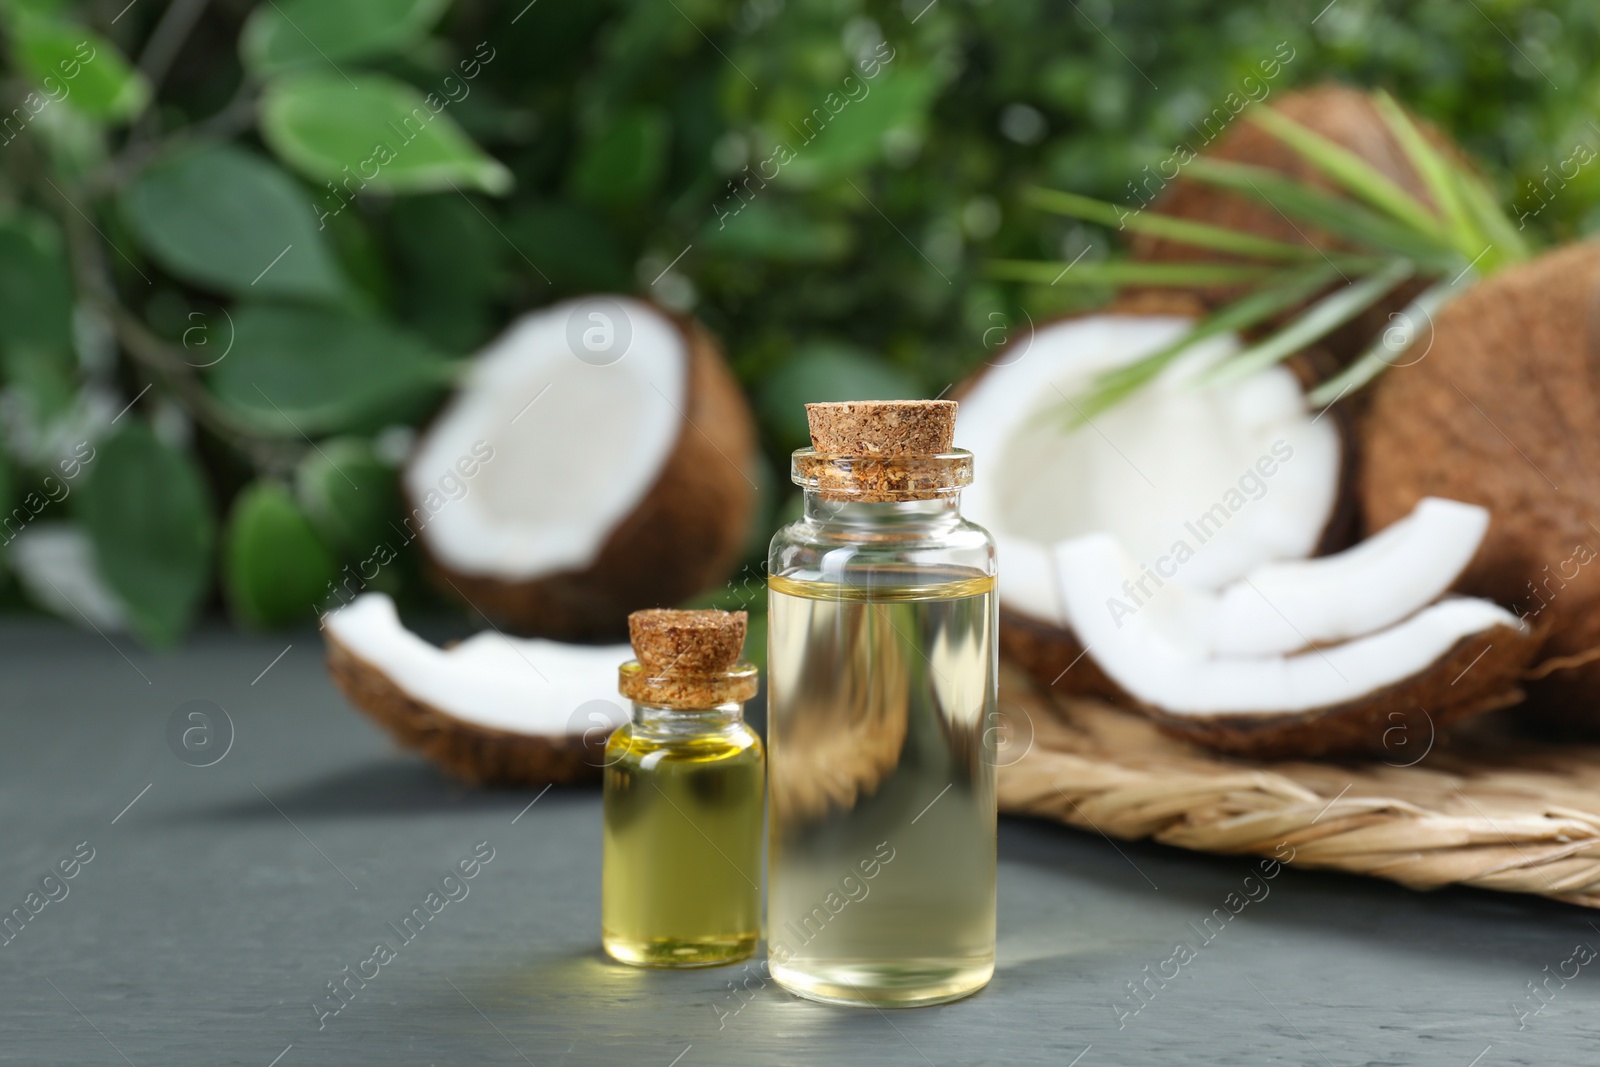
[
  {"left": 1207, "top": 497, "right": 1491, "bottom": 656},
  {"left": 405, "top": 297, "right": 688, "bottom": 579},
  {"left": 955, "top": 314, "right": 1343, "bottom": 628},
  {"left": 1052, "top": 531, "right": 1523, "bottom": 717},
  {"left": 324, "top": 593, "right": 629, "bottom": 734}
]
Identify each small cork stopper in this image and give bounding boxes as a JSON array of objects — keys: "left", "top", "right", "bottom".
[
  {"left": 628, "top": 609, "right": 746, "bottom": 673},
  {"left": 619, "top": 609, "right": 758, "bottom": 709},
  {"left": 806, "top": 400, "right": 956, "bottom": 457}
]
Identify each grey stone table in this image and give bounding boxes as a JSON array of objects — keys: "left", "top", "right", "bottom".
[{"left": 4, "top": 617, "right": 1598, "bottom": 1066}]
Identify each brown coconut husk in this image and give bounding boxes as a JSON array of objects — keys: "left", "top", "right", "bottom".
[
  {"left": 1136, "top": 622, "right": 1540, "bottom": 759},
  {"left": 1359, "top": 241, "right": 1600, "bottom": 729},
  {"left": 1129, "top": 83, "right": 1450, "bottom": 370},
  {"left": 420, "top": 313, "right": 757, "bottom": 642},
  {"left": 325, "top": 629, "right": 604, "bottom": 786},
  {"left": 998, "top": 607, "right": 1121, "bottom": 699}
]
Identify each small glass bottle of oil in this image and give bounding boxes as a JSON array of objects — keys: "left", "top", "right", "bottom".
[
  {"left": 767, "top": 399, "right": 997, "bottom": 1008},
  {"left": 602, "top": 608, "right": 764, "bottom": 968}
]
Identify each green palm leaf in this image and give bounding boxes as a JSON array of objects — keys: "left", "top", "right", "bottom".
[
  {"left": 1247, "top": 106, "right": 1449, "bottom": 242},
  {"left": 1200, "top": 259, "right": 1415, "bottom": 386},
  {"left": 1024, "top": 187, "right": 1319, "bottom": 261},
  {"left": 986, "top": 259, "right": 1282, "bottom": 287}
]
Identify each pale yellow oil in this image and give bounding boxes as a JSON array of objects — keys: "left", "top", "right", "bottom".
[
  {"left": 766, "top": 568, "right": 997, "bottom": 1007},
  {"left": 601, "top": 718, "right": 764, "bottom": 967}
]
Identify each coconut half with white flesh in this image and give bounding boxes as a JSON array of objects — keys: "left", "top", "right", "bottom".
[
  {"left": 954, "top": 312, "right": 1345, "bottom": 686},
  {"left": 406, "top": 297, "right": 757, "bottom": 641},
  {"left": 1047, "top": 498, "right": 1538, "bottom": 758},
  {"left": 324, "top": 593, "right": 630, "bottom": 785}
]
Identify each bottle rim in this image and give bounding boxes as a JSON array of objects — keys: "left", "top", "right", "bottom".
[{"left": 790, "top": 448, "right": 973, "bottom": 500}]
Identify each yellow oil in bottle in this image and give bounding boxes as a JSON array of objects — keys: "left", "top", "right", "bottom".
[
  {"left": 766, "top": 566, "right": 997, "bottom": 1006},
  {"left": 601, "top": 713, "right": 764, "bottom": 967}
]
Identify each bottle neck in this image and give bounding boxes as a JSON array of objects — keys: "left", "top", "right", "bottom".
[
  {"left": 630, "top": 701, "right": 745, "bottom": 736},
  {"left": 802, "top": 491, "right": 963, "bottom": 530}
]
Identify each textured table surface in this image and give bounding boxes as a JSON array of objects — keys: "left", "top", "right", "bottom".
[{"left": 3, "top": 617, "right": 1598, "bottom": 1066}]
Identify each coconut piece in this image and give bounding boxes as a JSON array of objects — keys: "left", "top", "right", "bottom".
[
  {"left": 406, "top": 297, "right": 757, "bottom": 641},
  {"left": 1207, "top": 497, "right": 1489, "bottom": 656},
  {"left": 1129, "top": 84, "right": 1450, "bottom": 366},
  {"left": 323, "top": 593, "right": 631, "bottom": 785},
  {"left": 1359, "top": 242, "right": 1600, "bottom": 726},
  {"left": 1020, "top": 496, "right": 1488, "bottom": 662},
  {"left": 953, "top": 311, "right": 1342, "bottom": 689},
  {"left": 1051, "top": 533, "right": 1536, "bottom": 758}
]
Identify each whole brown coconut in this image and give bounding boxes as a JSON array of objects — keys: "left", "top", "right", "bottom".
[
  {"left": 1130, "top": 83, "right": 1448, "bottom": 368},
  {"left": 1360, "top": 242, "right": 1600, "bottom": 726},
  {"left": 406, "top": 300, "right": 757, "bottom": 642}
]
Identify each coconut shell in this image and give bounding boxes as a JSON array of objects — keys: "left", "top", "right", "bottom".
[
  {"left": 1129, "top": 84, "right": 1448, "bottom": 369},
  {"left": 1135, "top": 622, "right": 1539, "bottom": 759},
  {"left": 421, "top": 311, "right": 758, "bottom": 642},
  {"left": 325, "top": 628, "right": 603, "bottom": 786},
  {"left": 1359, "top": 242, "right": 1600, "bottom": 728}
]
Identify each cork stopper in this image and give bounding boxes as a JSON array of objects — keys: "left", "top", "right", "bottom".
[
  {"left": 795, "top": 400, "right": 970, "bottom": 502},
  {"left": 806, "top": 400, "right": 956, "bottom": 456},
  {"left": 619, "top": 609, "right": 758, "bottom": 709}
]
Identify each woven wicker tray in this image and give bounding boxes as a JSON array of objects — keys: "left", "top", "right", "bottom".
[{"left": 995, "top": 666, "right": 1600, "bottom": 908}]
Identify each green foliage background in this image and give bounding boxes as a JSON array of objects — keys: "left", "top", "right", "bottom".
[{"left": 0, "top": 0, "right": 1596, "bottom": 643}]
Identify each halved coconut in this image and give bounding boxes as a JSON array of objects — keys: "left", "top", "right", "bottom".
[
  {"left": 1360, "top": 242, "right": 1600, "bottom": 727},
  {"left": 1051, "top": 522, "right": 1537, "bottom": 758},
  {"left": 405, "top": 296, "right": 757, "bottom": 641},
  {"left": 953, "top": 311, "right": 1344, "bottom": 689},
  {"left": 323, "top": 592, "right": 630, "bottom": 785}
]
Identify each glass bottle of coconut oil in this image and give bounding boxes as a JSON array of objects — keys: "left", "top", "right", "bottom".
[
  {"left": 602, "top": 609, "right": 764, "bottom": 968},
  {"left": 767, "top": 400, "right": 998, "bottom": 1007}
]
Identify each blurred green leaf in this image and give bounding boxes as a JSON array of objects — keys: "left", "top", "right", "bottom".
[
  {"left": 390, "top": 195, "right": 502, "bottom": 350},
  {"left": 1, "top": 346, "right": 76, "bottom": 424},
  {"left": 0, "top": 210, "right": 74, "bottom": 352},
  {"left": 78, "top": 421, "right": 214, "bottom": 646},
  {"left": 120, "top": 143, "right": 346, "bottom": 300},
  {"left": 3, "top": 0, "right": 72, "bottom": 15},
  {"left": 0, "top": 446, "right": 13, "bottom": 526},
  {"left": 208, "top": 305, "right": 455, "bottom": 436},
  {"left": 775, "top": 66, "right": 939, "bottom": 185},
  {"left": 504, "top": 202, "right": 631, "bottom": 291},
  {"left": 11, "top": 16, "right": 150, "bottom": 122},
  {"left": 240, "top": 0, "right": 450, "bottom": 76},
  {"left": 261, "top": 73, "right": 512, "bottom": 196},
  {"left": 700, "top": 199, "right": 853, "bottom": 263},
  {"left": 758, "top": 343, "right": 919, "bottom": 452},
  {"left": 294, "top": 438, "right": 400, "bottom": 559},
  {"left": 568, "top": 108, "right": 669, "bottom": 211},
  {"left": 223, "top": 481, "right": 337, "bottom": 629}
]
